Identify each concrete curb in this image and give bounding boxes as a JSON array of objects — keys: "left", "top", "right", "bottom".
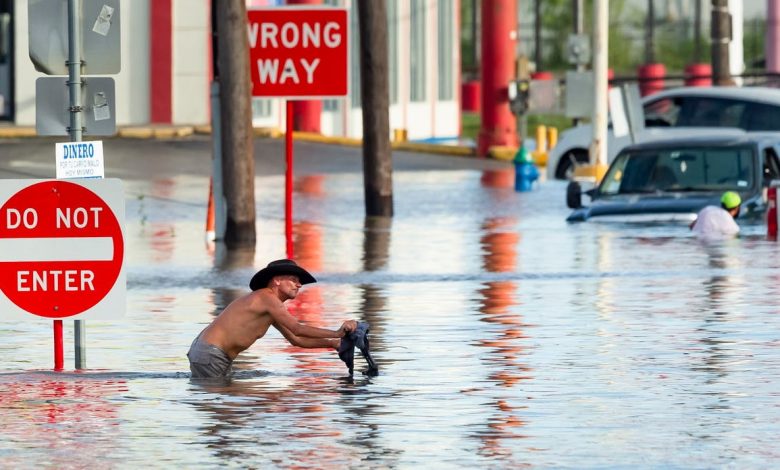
[
  {"left": 117, "top": 126, "right": 195, "bottom": 139},
  {"left": 0, "top": 127, "right": 38, "bottom": 138}
]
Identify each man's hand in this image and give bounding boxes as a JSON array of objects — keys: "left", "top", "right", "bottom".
[{"left": 339, "top": 320, "right": 358, "bottom": 336}]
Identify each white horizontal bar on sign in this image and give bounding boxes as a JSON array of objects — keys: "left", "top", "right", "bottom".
[{"left": 0, "top": 237, "right": 114, "bottom": 262}]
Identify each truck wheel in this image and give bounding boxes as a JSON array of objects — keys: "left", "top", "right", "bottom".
[{"left": 555, "top": 149, "right": 589, "bottom": 180}]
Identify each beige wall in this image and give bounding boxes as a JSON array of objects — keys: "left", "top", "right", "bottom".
[{"left": 172, "top": 0, "right": 210, "bottom": 125}]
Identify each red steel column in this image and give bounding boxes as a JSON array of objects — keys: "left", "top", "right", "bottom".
[
  {"left": 637, "top": 63, "right": 666, "bottom": 96},
  {"left": 685, "top": 63, "right": 712, "bottom": 86},
  {"left": 287, "top": 0, "right": 322, "bottom": 133},
  {"left": 477, "top": 0, "right": 517, "bottom": 156},
  {"left": 150, "top": 0, "right": 173, "bottom": 123}
]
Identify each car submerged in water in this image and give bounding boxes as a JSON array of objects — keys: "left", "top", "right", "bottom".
[{"left": 566, "top": 132, "right": 780, "bottom": 223}]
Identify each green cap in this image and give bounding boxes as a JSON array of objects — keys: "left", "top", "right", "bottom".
[{"left": 721, "top": 191, "right": 741, "bottom": 209}]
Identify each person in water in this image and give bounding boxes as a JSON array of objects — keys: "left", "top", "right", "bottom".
[
  {"left": 187, "top": 259, "right": 357, "bottom": 379},
  {"left": 690, "top": 191, "right": 741, "bottom": 238}
]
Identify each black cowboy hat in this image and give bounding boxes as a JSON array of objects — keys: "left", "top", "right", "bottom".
[{"left": 249, "top": 259, "right": 316, "bottom": 291}]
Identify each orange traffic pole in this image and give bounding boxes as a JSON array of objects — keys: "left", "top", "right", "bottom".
[{"left": 206, "top": 177, "right": 215, "bottom": 242}]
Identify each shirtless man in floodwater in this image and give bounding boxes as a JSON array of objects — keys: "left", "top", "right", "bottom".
[{"left": 187, "top": 259, "right": 356, "bottom": 379}]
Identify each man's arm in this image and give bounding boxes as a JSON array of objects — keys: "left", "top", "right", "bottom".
[
  {"left": 266, "top": 300, "right": 354, "bottom": 338},
  {"left": 274, "top": 323, "right": 339, "bottom": 349}
]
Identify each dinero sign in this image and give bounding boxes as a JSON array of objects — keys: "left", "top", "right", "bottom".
[{"left": 247, "top": 7, "right": 348, "bottom": 98}]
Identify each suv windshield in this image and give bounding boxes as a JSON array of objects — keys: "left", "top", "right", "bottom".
[{"left": 598, "top": 145, "right": 755, "bottom": 195}]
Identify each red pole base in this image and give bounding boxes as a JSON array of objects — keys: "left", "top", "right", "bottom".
[{"left": 53, "top": 320, "right": 64, "bottom": 370}]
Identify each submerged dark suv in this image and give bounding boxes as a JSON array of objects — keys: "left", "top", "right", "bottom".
[{"left": 566, "top": 132, "right": 780, "bottom": 223}]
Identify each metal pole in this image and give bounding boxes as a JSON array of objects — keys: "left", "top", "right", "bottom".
[
  {"left": 68, "top": 0, "right": 83, "bottom": 142},
  {"left": 285, "top": 100, "right": 294, "bottom": 259},
  {"left": 693, "top": 0, "right": 702, "bottom": 62},
  {"left": 573, "top": 0, "right": 584, "bottom": 127},
  {"left": 711, "top": 0, "right": 732, "bottom": 86},
  {"left": 534, "top": 0, "right": 542, "bottom": 70},
  {"left": 68, "top": 0, "right": 86, "bottom": 369},
  {"left": 645, "top": 0, "right": 655, "bottom": 64},
  {"left": 591, "top": 0, "right": 608, "bottom": 168},
  {"left": 477, "top": 0, "right": 518, "bottom": 155},
  {"left": 574, "top": 0, "right": 584, "bottom": 37}
]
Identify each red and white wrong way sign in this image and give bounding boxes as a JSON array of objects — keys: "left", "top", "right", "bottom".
[
  {"left": 0, "top": 179, "right": 125, "bottom": 320},
  {"left": 248, "top": 7, "right": 348, "bottom": 98}
]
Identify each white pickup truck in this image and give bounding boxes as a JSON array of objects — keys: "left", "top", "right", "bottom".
[{"left": 547, "top": 86, "right": 780, "bottom": 180}]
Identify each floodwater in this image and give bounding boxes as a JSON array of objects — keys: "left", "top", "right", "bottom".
[{"left": 1, "top": 142, "right": 779, "bottom": 468}]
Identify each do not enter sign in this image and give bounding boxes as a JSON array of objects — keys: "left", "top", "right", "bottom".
[{"left": 0, "top": 179, "right": 125, "bottom": 320}]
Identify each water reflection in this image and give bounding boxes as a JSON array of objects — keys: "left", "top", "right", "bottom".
[
  {"left": 473, "top": 217, "right": 531, "bottom": 459},
  {"left": 147, "top": 178, "right": 178, "bottom": 262},
  {"left": 211, "top": 243, "right": 255, "bottom": 317},
  {"left": 6, "top": 158, "right": 780, "bottom": 467},
  {"left": 358, "top": 216, "right": 391, "bottom": 373},
  {"left": 696, "top": 243, "right": 746, "bottom": 383},
  {"left": 287, "top": 219, "right": 330, "bottom": 374},
  {"left": 187, "top": 376, "right": 400, "bottom": 467},
  {"left": 480, "top": 168, "right": 514, "bottom": 190},
  {"left": 295, "top": 174, "right": 325, "bottom": 197},
  {"left": 0, "top": 374, "right": 126, "bottom": 467}
]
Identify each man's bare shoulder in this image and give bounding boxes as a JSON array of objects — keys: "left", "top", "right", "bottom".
[{"left": 243, "top": 288, "right": 283, "bottom": 313}]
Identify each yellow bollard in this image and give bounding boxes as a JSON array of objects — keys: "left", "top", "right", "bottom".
[
  {"left": 532, "top": 125, "right": 548, "bottom": 166},
  {"left": 535, "top": 125, "right": 547, "bottom": 153},
  {"left": 393, "top": 128, "right": 408, "bottom": 143},
  {"left": 547, "top": 127, "right": 558, "bottom": 150}
]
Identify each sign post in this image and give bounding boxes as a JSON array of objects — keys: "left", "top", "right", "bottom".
[
  {"left": 247, "top": 7, "right": 348, "bottom": 258},
  {"left": 29, "top": 0, "right": 121, "bottom": 369}
]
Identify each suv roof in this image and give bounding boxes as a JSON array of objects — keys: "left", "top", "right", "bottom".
[
  {"left": 620, "top": 131, "right": 780, "bottom": 153},
  {"left": 647, "top": 86, "right": 780, "bottom": 105}
]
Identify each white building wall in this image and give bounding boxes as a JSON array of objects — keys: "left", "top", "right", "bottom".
[
  {"left": 433, "top": 0, "right": 460, "bottom": 141},
  {"left": 13, "top": 0, "right": 36, "bottom": 126},
  {"left": 405, "top": 0, "right": 433, "bottom": 140},
  {"left": 14, "top": 0, "right": 151, "bottom": 127},
  {"left": 172, "top": 0, "right": 209, "bottom": 125},
  {"left": 119, "top": 0, "right": 151, "bottom": 125}
]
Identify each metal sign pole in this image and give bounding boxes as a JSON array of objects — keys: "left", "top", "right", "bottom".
[
  {"left": 285, "top": 100, "right": 294, "bottom": 259},
  {"left": 68, "top": 0, "right": 83, "bottom": 142},
  {"left": 68, "top": 0, "right": 86, "bottom": 369}
]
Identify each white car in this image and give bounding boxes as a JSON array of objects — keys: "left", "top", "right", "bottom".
[{"left": 547, "top": 86, "right": 780, "bottom": 180}]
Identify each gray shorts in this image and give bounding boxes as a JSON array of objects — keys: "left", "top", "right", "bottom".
[{"left": 187, "top": 332, "right": 233, "bottom": 379}]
